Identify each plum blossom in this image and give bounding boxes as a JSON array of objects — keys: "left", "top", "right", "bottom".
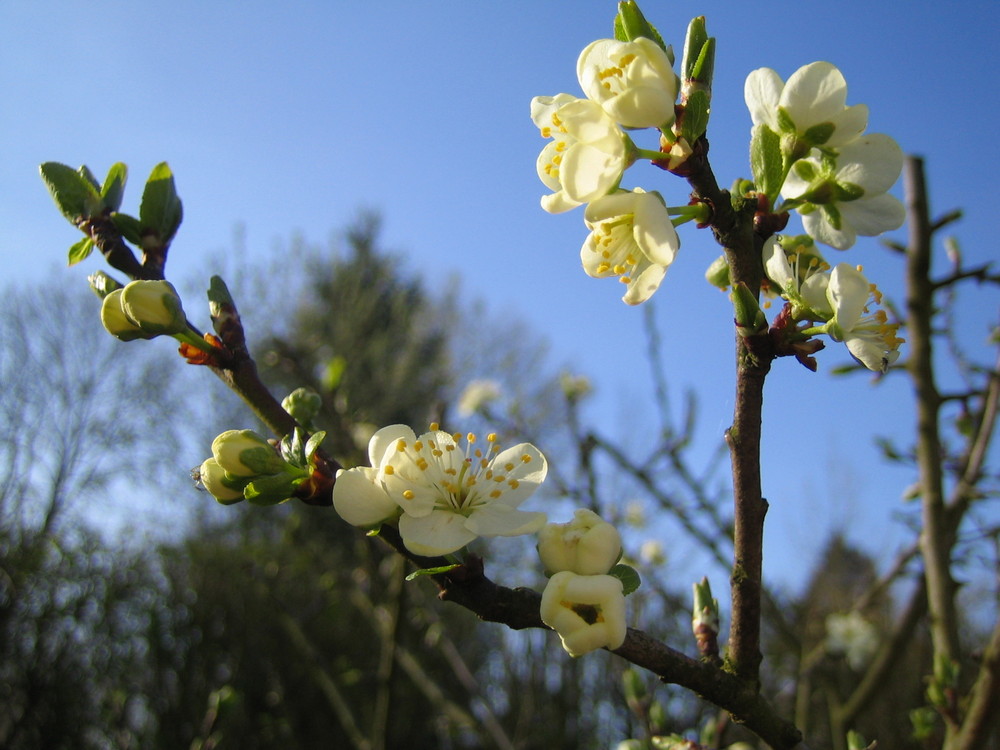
[
  {"left": 745, "top": 62, "right": 868, "bottom": 149},
  {"left": 783, "top": 134, "right": 905, "bottom": 249},
  {"left": 333, "top": 424, "right": 547, "bottom": 556},
  {"left": 456, "top": 379, "right": 502, "bottom": 417},
  {"left": 540, "top": 571, "right": 627, "bottom": 657},
  {"left": 537, "top": 509, "right": 622, "bottom": 575},
  {"left": 581, "top": 188, "right": 679, "bottom": 304},
  {"left": 531, "top": 94, "right": 628, "bottom": 213},
  {"left": 824, "top": 263, "right": 904, "bottom": 372},
  {"left": 826, "top": 611, "right": 879, "bottom": 670},
  {"left": 577, "top": 37, "right": 677, "bottom": 129},
  {"left": 762, "top": 236, "right": 832, "bottom": 319}
]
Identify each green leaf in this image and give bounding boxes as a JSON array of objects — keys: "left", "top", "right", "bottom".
[
  {"left": 100, "top": 162, "right": 128, "bottom": 212},
  {"left": 139, "top": 162, "right": 183, "bottom": 245},
  {"left": 78, "top": 165, "right": 101, "bottom": 192},
  {"left": 405, "top": 564, "right": 461, "bottom": 581},
  {"left": 749, "top": 124, "right": 783, "bottom": 203},
  {"left": 39, "top": 161, "right": 101, "bottom": 225},
  {"left": 67, "top": 237, "right": 95, "bottom": 266},
  {"left": 111, "top": 213, "right": 142, "bottom": 245},
  {"left": 609, "top": 563, "right": 641, "bottom": 596}
]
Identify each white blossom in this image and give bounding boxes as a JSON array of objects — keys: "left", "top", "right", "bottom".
[{"left": 577, "top": 37, "right": 677, "bottom": 128}]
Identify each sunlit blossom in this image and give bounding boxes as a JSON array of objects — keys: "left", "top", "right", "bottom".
[
  {"left": 333, "top": 424, "right": 547, "bottom": 556},
  {"left": 531, "top": 94, "right": 628, "bottom": 213},
  {"left": 537, "top": 508, "right": 622, "bottom": 576},
  {"left": 826, "top": 611, "right": 880, "bottom": 670},
  {"left": 581, "top": 189, "right": 679, "bottom": 304},
  {"left": 824, "top": 263, "right": 904, "bottom": 372},
  {"left": 540, "top": 571, "right": 627, "bottom": 657},
  {"left": 745, "top": 62, "right": 868, "bottom": 149},
  {"left": 577, "top": 37, "right": 677, "bottom": 129},
  {"left": 783, "top": 134, "right": 905, "bottom": 250}
]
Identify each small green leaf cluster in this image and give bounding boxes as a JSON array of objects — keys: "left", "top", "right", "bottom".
[{"left": 39, "top": 161, "right": 182, "bottom": 266}]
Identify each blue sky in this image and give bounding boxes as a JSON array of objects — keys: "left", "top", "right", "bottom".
[{"left": 2, "top": 0, "right": 997, "bottom": 593}]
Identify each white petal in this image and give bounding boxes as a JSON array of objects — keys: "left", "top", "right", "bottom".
[
  {"left": 633, "top": 192, "right": 679, "bottom": 266},
  {"left": 561, "top": 143, "right": 623, "bottom": 203},
  {"left": 583, "top": 190, "right": 638, "bottom": 225},
  {"left": 835, "top": 134, "right": 903, "bottom": 194},
  {"left": 840, "top": 193, "right": 906, "bottom": 236},
  {"left": 826, "top": 103, "right": 869, "bottom": 147},
  {"left": 803, "top": 209, "right": 856, "bottom": 250},
  {"left": 488, "top": 442, "right": 548, "bottom": 507},
  {"left": 465, "top": 503, "right": 546, "bottom": 537},
  {"left": 845, "top": 335, "right": 889, "bottom": 372},
  {"left": 333, "top": 467, "right": 399, "bottom": 527},
  {"left": 828, "top": 264, "right": 870, "bottom": 331},
  {"left": 622, "top": 263, "right": 667, "bottom": 305},
  {"left": 398, "top": 510, "right": 478, "bottom": 556},
  {"left": 368, "top": 424, "right": 415, "bottom": 468},
  {"left": 762, "top": 237, "right": 794, "bottom": 290},
  {"left": 801, "top": 273, "right": 833, "bottom": 317},
  {"left": 781, "top": 62, "right": 848, "bottom": 129},
  {"left": 744, "top": 68, "right": 783, "bottom": 129}
]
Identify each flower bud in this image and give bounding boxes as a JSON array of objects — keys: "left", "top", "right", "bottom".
[
  {"left": 118, "top": 279, "right": 187, "bottom": 336},
  {"left": 198, "top": 457, "right": 246, "bottom": 505},
  {"left": 211, "top": 429, "right": 287, "bottom": 477},
  {"left": 100, "top": 289, "right": 153, "bottom": 341},
  {"left": 282, "top": 387, "right": 323, "bottom": 429},
  {"left": 540, "top": 572, "right": 627, "bottom": 656},
  {"left": 538, "top": 508, "right": 622, "bottom": 575}
]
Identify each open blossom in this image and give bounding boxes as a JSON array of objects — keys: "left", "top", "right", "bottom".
[
  {"left": 456, "top": 379, "right": 502, "bottom": 417},
  {"left": 581, "top": 188, "right": 679, "bottom": 305},
  {"left": 762, "top": 236, "right": 832, "bottom": 319},
  {"left": 333, "top": 424, "right": 547, "bottom": 556},
  {"left": 531, "top": 94, "right": 628, "bottom": 213},
  {"left": 826, "top": 611, "right": 879, "bottom": 671},
  {"left": 537, "top": 508, "right": 622, "bottom": 575},
  {"left": 824, "top": 263, "right": 904, "bottom": 372},
  {"left": 783, "top": 134, "right": 905, "bottom": 250},
  {"left": 540, "top": 571, "right": 627, "bottom": 657},
  {"left": 577, "top": 38, "right": 677, "bottom": 129},
  {"left": 745, "top": 62, "right": 868, "bottom": 149}
]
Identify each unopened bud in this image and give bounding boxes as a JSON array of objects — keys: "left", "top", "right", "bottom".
[
  {"left": 282, "top": 387, "right": 323, "bottom": 429},
  {"left": 538, "top": 508, "right": 622, "bottom": 575},
  {"left": 212, "top": 429, "right": 287, "bottom": 477},
  {"left": 198, "top": 457, "right": 246, "bottom": 505},
  {"left": 119, "top": 279, "right": 187, "bottom": 336}
]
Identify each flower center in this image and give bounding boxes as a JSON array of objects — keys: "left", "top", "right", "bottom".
[{"left": 596, "top": 52, "right": 638, "bottom": 96}]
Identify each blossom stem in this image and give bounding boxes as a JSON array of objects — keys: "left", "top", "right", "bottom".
[{"left": 173, "top": 328, "right": 217, "bottom": 354}]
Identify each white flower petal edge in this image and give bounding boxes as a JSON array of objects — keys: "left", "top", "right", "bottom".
[
  {"left": 826, "top": 264, "right": 904, "bottom": 372},
  {"left": 744, "top": 68, "right": 783, "bottom": 131},
  {"left": 537, "top": 508, "right": 622, "bottom": 576},
  {"left": 577, "top": 37, "right": 677, "bottom": 129},
  {"left": 540, "top": 572, "right": 627, "bottom": 657}
]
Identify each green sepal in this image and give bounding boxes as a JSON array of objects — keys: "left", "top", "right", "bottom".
[
  {"left": 100, "top": 162, "right": 128, "bottom": 212},
  {"left": 609, "top": 563, "right": 641, "bottom": 596},
  {"left": 803, "top": 121, "right": 835, "bottom": 147},
  {"left": 87, "top": 271, "right": 124, "bottom": 298},
  {"left": 775, "top": 106, "right": 797, "bottom": 135},
  {"left": 304, "top": 430, "right": 326, "bottom": 461},
  {"left": 238, "top": 444, "right": 289, "bottom": 475},
  {"left": 704, "top": 254, "right": 730, "bottom": 290},
  {"left": 243, "top": 472, "right": 297, "bottom": 506},
  {"left": 404, "top": 564, "right": 461, "bottom": 581},
  {"left": 680, "top": 89, "right": 711, "bottom": 143},
  {"left": 68, "top": 237, "right": 95, "bottom": 266},
  {"left": 749, "top": 124, "right": 784, "bottom": 203},
  {"left": 39, "top": 161, "right": 102, "bottom": 225},
  {"left": 614, "top": 1, "right": 669, "bottom": 56},
  {"left": 139, "top": 162, "right": 183, "bottom": 247},
  {"left": 111, "top": 213, "right": 143, "bottom": 245}
]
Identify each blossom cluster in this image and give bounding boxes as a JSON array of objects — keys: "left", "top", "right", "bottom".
[
  {"left": 333, "top": 424, "right": 548, "bottom": 557},
  {"left": 745, "top": 62, "right": 905, "bottom": 250},
  {"left": 764, "top": 235, "right": 903, "bottom": 372},
  {"left": 537, "top": 509, "right": 628, "bottom": 656},
  {"left": 199, "top": 429, "right": 311, "bottom": 506},
  {"left": 531, "top": 36, "right": 681, "bottom": 305}
]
